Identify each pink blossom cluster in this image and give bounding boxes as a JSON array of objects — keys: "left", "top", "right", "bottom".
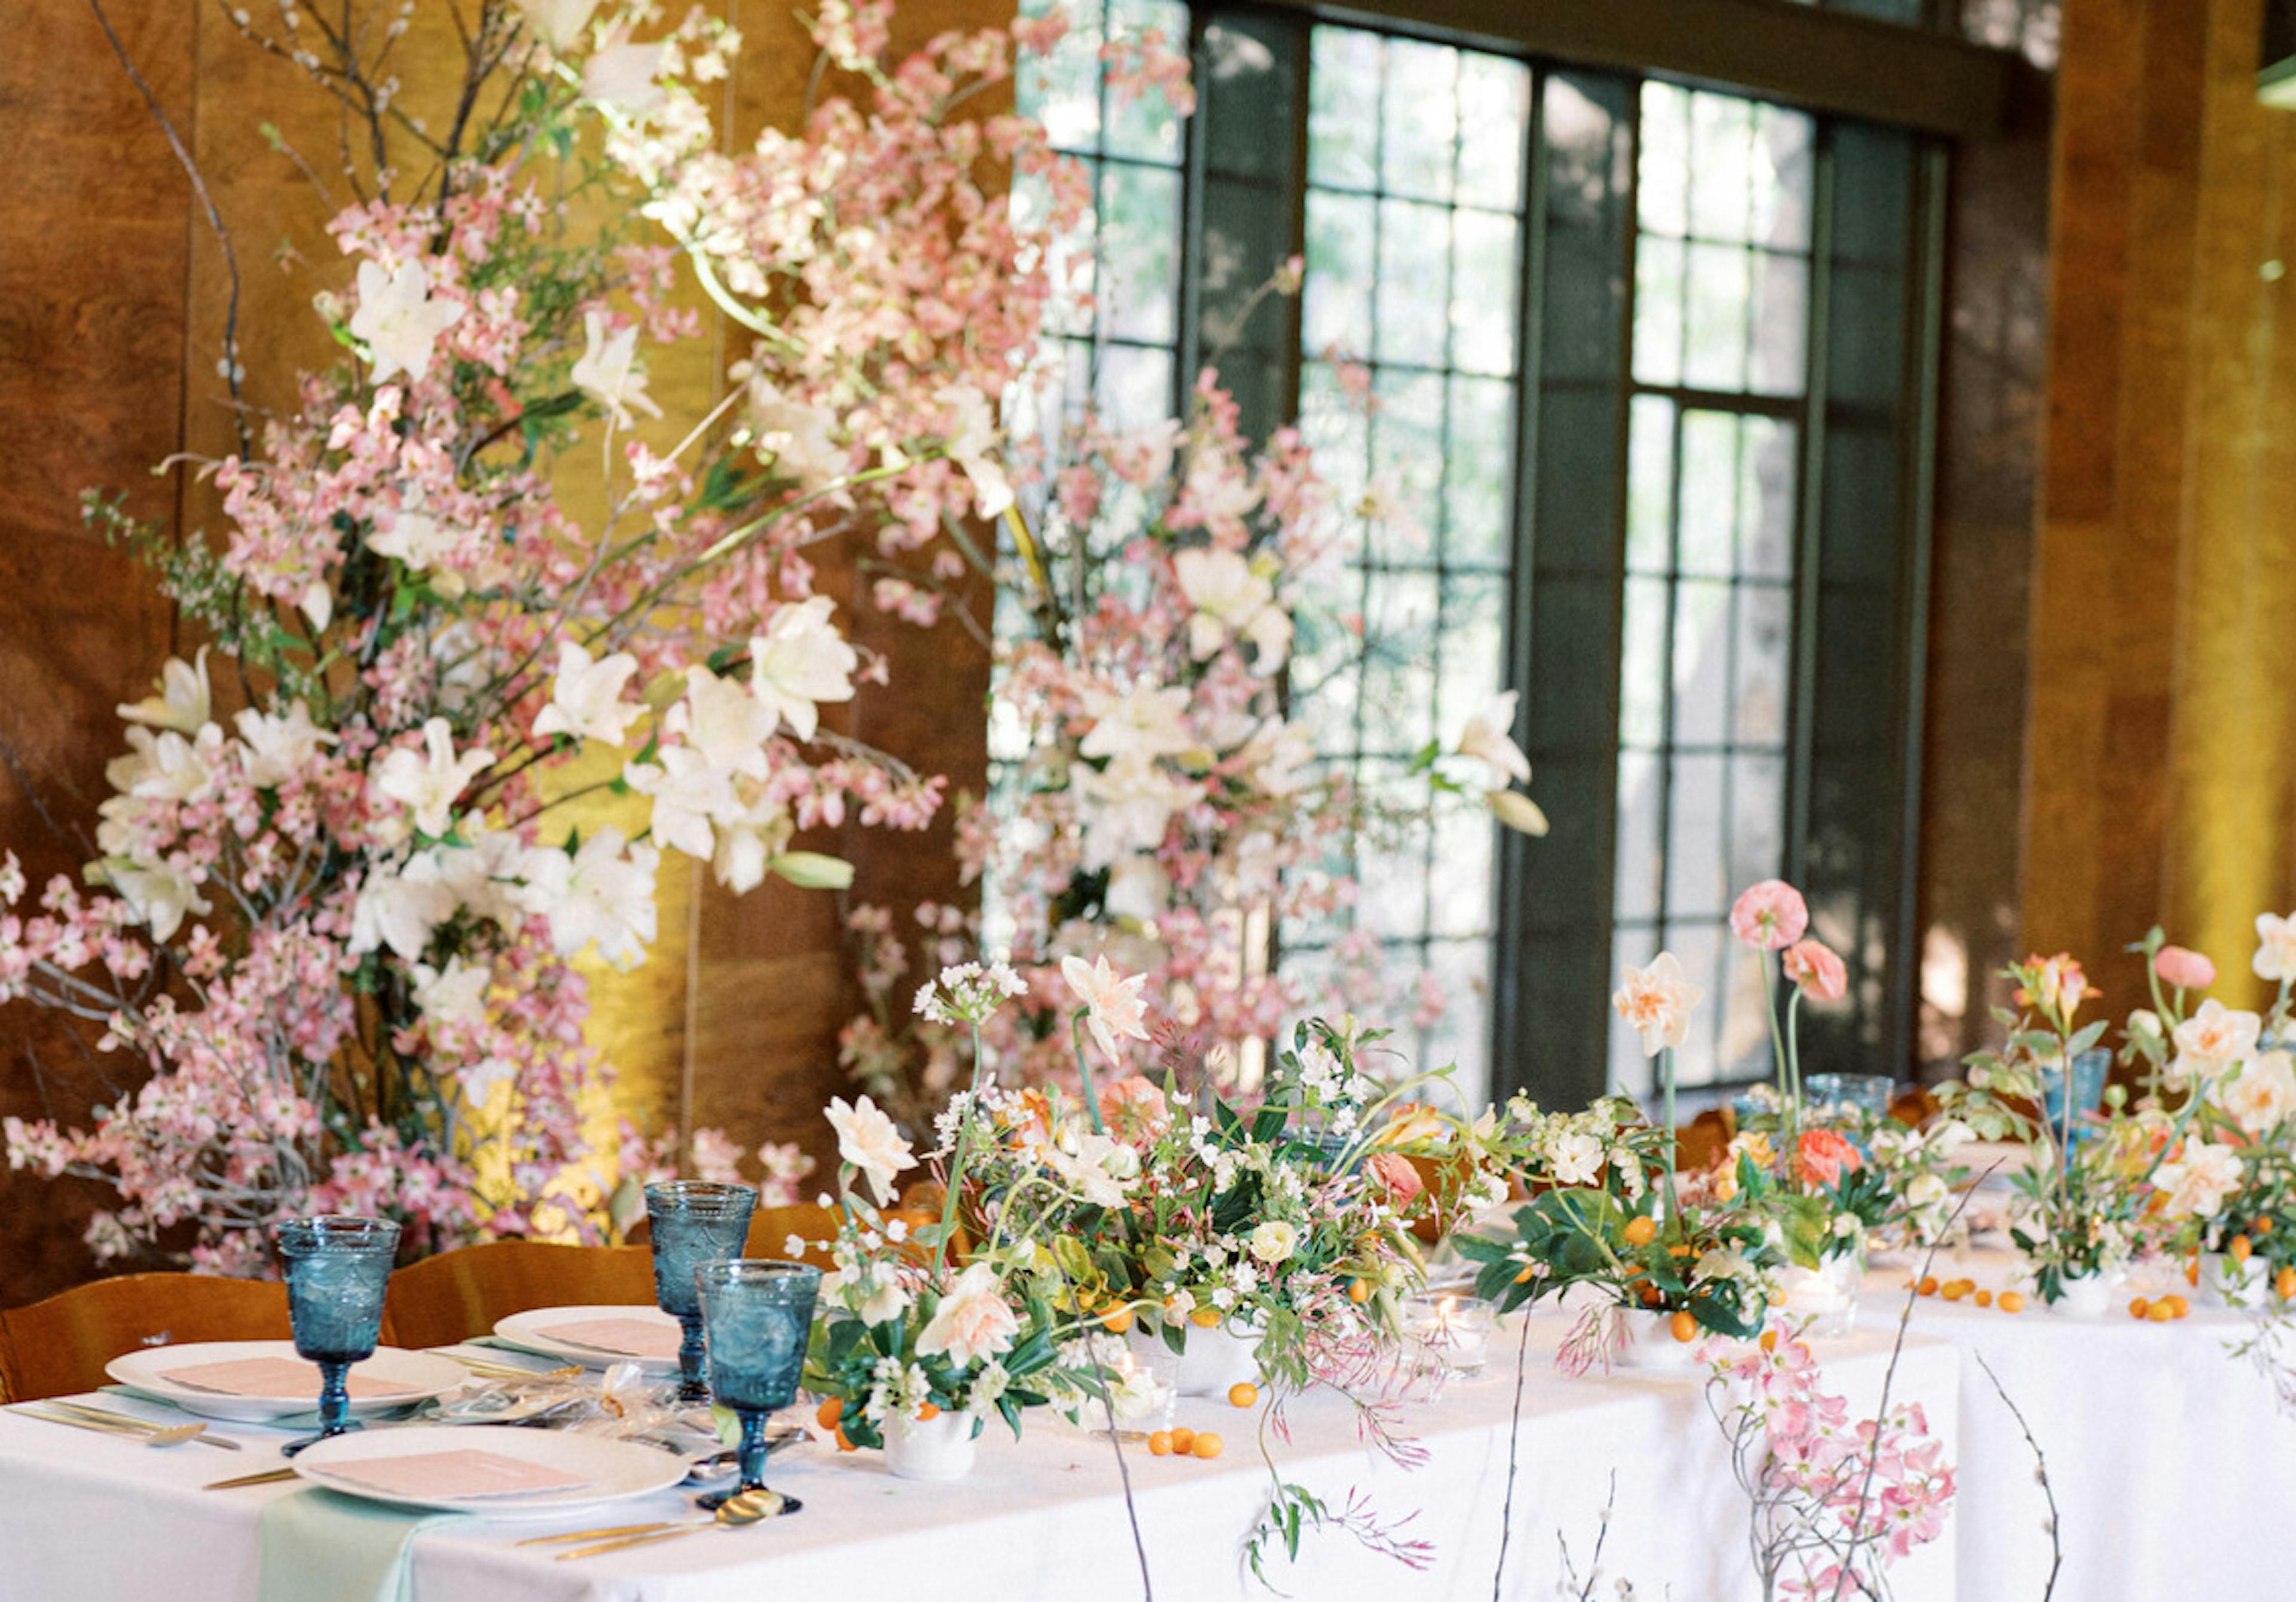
[{"left": 1710, "top": 1324, "right": 1956, "bottom": 1595}]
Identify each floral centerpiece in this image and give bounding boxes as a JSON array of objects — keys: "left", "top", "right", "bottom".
[{"left": 0, "top": 0, "right": 1168, "bottom": 1269}]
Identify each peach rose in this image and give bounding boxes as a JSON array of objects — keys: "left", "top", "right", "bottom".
[
  {"left": 1794, "top": 1128, "right": 1862, "bottom": 1190},
  {"left": 1098, "top": 1074, "right": 1173, "bottom": 1143},
  {"left": 917, "top": 1263, "right": 1020, "bottom": 1365},
  {"left": 1364, "top": 1150, "right": 1425, "bottom": 1206}
]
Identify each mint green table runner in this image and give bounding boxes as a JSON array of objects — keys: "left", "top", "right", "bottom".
[{"left": 257, "top": 1487, "right": 466, "bottom": 1602}]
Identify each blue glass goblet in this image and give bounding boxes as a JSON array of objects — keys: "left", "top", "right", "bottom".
[
  {"left": 274, "top": 1215, "right": 401, "bottom": 1457},
  {"left": 2041, "top": 1048, "right": 2112, "bottom": 1154},
  {"left": 695, "top": 1259, "right": 820, "bottom": 1514},
  {"left": 645, "top": 1181, "right": 757, "bottom": 1403}
]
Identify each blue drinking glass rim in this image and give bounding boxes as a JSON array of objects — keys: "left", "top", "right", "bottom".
[
  {"left": 273, "top": 1215, "right": 401, "bottom": 1252},
  {"left": 694, "top": 1256, "right": 823, "bottom": 1292},
  {"left": 645, "top": 1180, "right": 759, "bottom": 1216}
]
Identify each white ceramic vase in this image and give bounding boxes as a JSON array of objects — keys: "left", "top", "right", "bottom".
[
  {"left": 883, "top": 1409, "right": 979, "bottom": 1482},
  {"left": 1129, "top": 1321, "right": 1264, "bottom": 1397},
  {"left": 2200, "top": 1251, "right": 2268, "bottom": 1310},
  {"left": 1609, "top": 1307, "right": 1705, "bottom": 1371}
]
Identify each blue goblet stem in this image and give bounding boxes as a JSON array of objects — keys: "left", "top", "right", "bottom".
[
  {"left": 676, "top": 1313, "right": 710, "bottom": 1404},
  {"left": 734, "top": 1406, "right": 770, "bottom": 1493},
  {"left": 317, "top": 1361, "right": 355, "bottom": 1439}
]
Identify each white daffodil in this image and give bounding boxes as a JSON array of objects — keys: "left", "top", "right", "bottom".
[
  {"left": 410, "top": 956, "right": 491, "bottom": 1031},
  {"left": 116, "top": 649, "right": 212, "bottom": 734},
  {"left": 531, "top": 640, "right": 645, "bottom": 747},
  {"left": 347, "top": 258, "right": 464, "bottom": 386},
  {"left": 2255, "top": 912, "right": 2296, "bottom": 983},
  {"left": 937, "top": 384, "right": 1014, "bottom": 519},
  {"left": 2215, "top": 1050, "right": 2296, "bottom": 1135},
  {"left": 511, "top": 0, "right": 599, "bottom": 51},
  {"left": 1173, "top": 547, "right": 1291, "bottom": 670},
  {"left": 749, "top": 595, "right": 857, "bottom": 742},
  {"left": 1611, "top": 950, "right": 1704, "bottom": 1058},
  {"left": 825, "top": 1094, "right": 916, "bottom": 1206},
  {"left": 2153, "top": 1139, "right": 2243, "bottom": 1219},
  {"left": 1456, "top": 690, "right": 1531, "bottom": 787},
  {"left": 570, "top": 308, "right": 663, "bottom": 429},
  {"left": 667, "top": 666, "right": 775, "bottom": 779},
  {"left": 234, "top": 702, "right": 338, "bottom": 790},
  {"left": 622, "top": 746, "right": 738, "bottom": 861},
  {"left": 2169, "top": 999, "right": 2263, "bottom": 1086},
  {"left": 579, "top": 29, "right": 668, "bottom": 117},
  {"left": 1060, "top": 952, "right": 1151, "bottom": 1065},
  {"left": 373, "top": 719, "right": 496, "bottom": 840},
  {"left": 105, "top": 859, "right": 210, "bottom": 943},
  {"left": 1079, "top": 681, "right": 1194, "bottom": 764},
  {"left": 514, "top": 827, "right": 661, "bottom": 970}
]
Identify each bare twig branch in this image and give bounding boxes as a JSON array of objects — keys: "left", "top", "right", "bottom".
[{"left": 1973, "top": 1350, "right": 2060, "bottom": 1602}]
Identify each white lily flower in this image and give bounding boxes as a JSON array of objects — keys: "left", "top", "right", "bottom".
[
  {"left": 116, "top": 648, "right": 212, "bottom": 734},
  {"left": 347, "top": 258, "right": 464, "bottom": 386},
  {"left": 349, "top": 853, "right": 459, "bottom": 960},
  {"left": 1173, "top": 547, "right": 1291, "bottom": 671},
  {"left": 710, "top": 791, "right": 794, "bottom": 895},
  {"left": 105, "top": 859, "right": 211, "bottom": 943},
  {"left": 234, "top": 702, "right": 338, "bottom": 790},
  {"left": 749, "top": 595, "right": 857, "bottom": 742},
  {"left": 937, "top": 384, "right": 1014, "bottom": 520},
  {"left": 667, "top": 667, "right": 775, "bottom": 779},
  {"left": 747, "top": 382, "right": 844, "bottom": 490},
  {"left": 571, "top": 308, "right": 663, "bottom": 429},
  {"left": 825, "top": 1094, "right": 916, "bottom": 1206},
  {"left": 373, "top": 719, "right": 496, "bottom": 840},
  {"left": 1060, "top": 953, "right": 1151, "bottom": 1065},
  {"left": 531, "top": 641, "right": 645, "bottom": 747},
  {"left": 367, "top": 499, "right": 468, "bottom": 594},
  {"left": 1079, "top": 682, "right": 1194, "bottom": 764},
  {"left": 410, "top": 956, "right": 491, "bottom": 1030},
  {"left": 1456, "top": 690, "right": 1531, "bottom": 787},
  {"left": 512, "top": 0, "right": 599, "bottom": 51},
  {"left": 623, "top": 746, "right": 738, "bottom": 861},
  {"left": 1073, "top": 755, "right": 1196, "bottom": 870},
  {"left": 514, "top": 827, "right": 660, "bottom": 969},
  {"left": 581, "top": 30, "right": 668, "bottom": 118}
]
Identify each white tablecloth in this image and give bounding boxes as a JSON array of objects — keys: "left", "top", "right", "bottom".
[
  {"left": 0, "top": 1323, "right": 1956, "bottom": 1602},
  {"left": 1859, "top": 1250, "right": 2296, "bottom": 1602}
]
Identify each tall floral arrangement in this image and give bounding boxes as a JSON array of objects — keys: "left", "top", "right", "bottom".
[
  {"left": 0, "top": 0, "right": 1143, "bottom": 1271},
  {"left": 840, "top": 367, "right": 1545, "bottom": 1119}
]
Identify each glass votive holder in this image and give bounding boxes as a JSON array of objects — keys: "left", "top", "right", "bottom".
[
  {"left": 1403, "top": 1292, "right": 1497, "bottom": 1377},
  {"left": 695, "top": 1258, "right": 820, "bottom": 1513},
  {"left": 274, "top": 1215, "right": 401, "bottom": 1455},
  {"left": 1803, "top": 1073, "right": 1894, "bottom": 1124},
  {"left": 646, "top": 1180, "right": 757, "bottom": 1403}
]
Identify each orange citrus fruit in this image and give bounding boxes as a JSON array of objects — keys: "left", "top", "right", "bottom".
[
  {"left": 916, "top": 1402, "right": 941, "bottom": 1421},
  {"left": 1169, "top": 1427, "right": 1195, "bottom": 1454},
  {"left": 2277, "top": 1267, "right": 2296, "bottom": 1302},
  {"left": 834, "top": 1426, "right": 856, "bottom": 1453},
  {"left": 2129, "top": 1297, "right": 2152, "bottom": 1320},
  {"left": 1974, "top": 1289, "right": 1993, "bottom": 1308},
  {"left": 2147, "top": 1298, "right": 2176, "bottom": 1323},
  {"left": 2162, "top": 1294, "right": 2190, "bottom": 1319},
  {"left": 1350, "top": 1279, "right": 1374, "bottom": 1303},
  {"left": 1622, "top": 1216, "right": 1659, "bottom": 1248},
  {"left": 1189, "top": 1307, "right": 1221, "bottom": 1328},
  {"left": 1668, "top": 1310, "right": 1698, "bottom": 1343},
  {"left": 2231, "top": 1234, "right": 2254, "bottom": 1262},
  {"left": 1147, "top": 1432, "right": 1173, "bottom": 1457},
  {"left": 815, "top": 1397, "right": 842, "bottom": 1431},
  {"left": 1998, "top": 1291, "right": 2025, "bottom": 1314},
  {"left": 1101, "top": 1307, "right": 1135, "bottom": 1335},
  {"left": 1759, "top": 1328, "right": 1779, "bottom": 1353},
  {"left": 1917, "top": 1276, "right": 1939, "bottom": 1297},
  {"left": 1191, "top": 1432, "right": 1225, "bottom": 1460},
  {"left": 1228, "top": 1383, "right": 1258, "bottom": 1409}
]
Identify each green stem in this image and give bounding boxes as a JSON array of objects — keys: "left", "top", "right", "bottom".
[
  {"left": 933, "top": 1021, "right": 991, "bottom": 1279},
  {"left": 1660, "top": 1045, "right": 1681, "bottom": 1241},
  {"left": 1070, "top": 1009, "right": 1108, "bottom": 1136},
  {"left": 1761, "top": 950, "right": 1799, "bottom": 1149}
]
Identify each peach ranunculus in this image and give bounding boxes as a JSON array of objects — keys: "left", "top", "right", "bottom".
[
  {"left": 2169, "top": 998, "right": 2263, "bottom": 1086},
  {"left": 2152, "top": 944, "right": 2217, "bottom": 992},
  {"left": 1794, "top": 1128, "right": 1863, "bottom": 1190},
  {"left": 916, "top": 1262, "right": 1021, "bottom": 1366},
  {"left": 1611, "top": 950, "right": 1705, "bottom": 1057},
  {"left": 1781, "top": 938, "right": 1848, "bottom": 1003},
  {"left": 1729, "top": 880, "right": 1809, "bottom": 951},
  {"left": 2014, "top": 953, "right": 2097, "bottom": 1025},
  {"left": 1364, "top": 1149, "right": 1426, "bottom": 1206},
  {"left": 1097, "top": 1075, "right": 1174, "bottom": 1143}
]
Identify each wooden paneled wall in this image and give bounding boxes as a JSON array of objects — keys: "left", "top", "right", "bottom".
[
  {"left": 2024, "top": 0, "right": 2296, "bottom": 1011},
  {"left": 0, "top": 0, "right": 1001, "bottom": 1301}
]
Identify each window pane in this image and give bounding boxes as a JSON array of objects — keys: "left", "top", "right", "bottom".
[
  {"left": 1678, "top": 411, "right": 1738, "bottom": 576},
  {"left": 1308, "top": 27, "right": 1381, "bottom": 190},
  {"left": 1452, "top": 209, "right": 1521, "bottom": 376},
  {"left": 1733, "top": 584, "right": 1791, "bottom": 745},
  {"left": 1636, "top": 81, "right": 1690, "bottom": 240},
  {"left": 1671, "top": 579, "right": 1731, "bottom": 747},
  {"left": 1683, "top": 241, "right": 1752, "bottom": 392},
  {"left": 1104, "top": 0, "right": 1189, "bottom": 161},
  {"left": 1305, "top": 190, "right": 1376, "bottom": 356},
  {"left": 1687, "top": 94, "right": 1754, "bottom": 244},
  {"left": 1457, "top": 55, "right": 1531, "bottom": 210},
  {"left": 1619, "top": 576, "right": 1669, "bottom": 748},
  {"left": 1381, "top": 39, "right": 1460, "bottom": 204},
  {"left": 1632, "top": 234, "right": 1686, "bottom": 386},
  {"left": 1626, "top": 395, "right": 1675, "bottom": 573},
  {"left": 1100, "top": 164, "right": 1182, "bottom": 344},
  {"left": 1377, "top": 198, "right": 1452, "bottom": 365},
  {"left": 1446, "top": 376, "right": 1515, "bottom": 567}
]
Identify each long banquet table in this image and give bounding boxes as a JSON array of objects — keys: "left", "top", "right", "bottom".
[{"left": 0, "top": 1326, "right": 1956, "bottom": 1602}]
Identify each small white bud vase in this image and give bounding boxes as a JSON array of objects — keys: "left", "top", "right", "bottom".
[
  {"left": 1610, "top": 1307, "right": 1705, "bottom": 1371},
  {"left": 2046, "top": 1268, "right": 2119, "bottom": 1317},
  {"left": 883, "top": 1408, "right": 980, "bottom": 1482},
  {"left": 1129, "top": 1320, "right": 1263, "bottom": 1397}
]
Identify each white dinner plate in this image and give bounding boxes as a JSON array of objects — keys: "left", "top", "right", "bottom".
[
  {"left": 491, "top": 1304, "right": 682, "bottom": 1375},
  {"left": 106, "top": 1341, "right": 469, "bottom": 1424},
  {"left": 292, "top": 1423, "right": 688, "bottom": 1517}
]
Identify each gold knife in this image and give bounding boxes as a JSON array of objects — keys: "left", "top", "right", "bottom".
[{"left": 203, "top": 1466, "right": 301, "bottom": 1490}]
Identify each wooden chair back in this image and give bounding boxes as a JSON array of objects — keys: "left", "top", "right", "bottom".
[
  {"left": 0, "top": 1272, "right": 294, "bottom": 1403},
  {"left": 381, "top": 1240, "right": 654, "bottom": 1350}
]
